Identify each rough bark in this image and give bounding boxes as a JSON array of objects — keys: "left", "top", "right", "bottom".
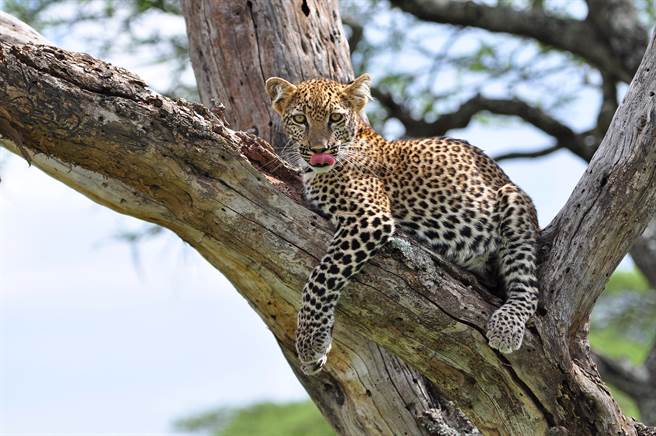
[
  {"left": 2, "top": 8, "right": 656, "bottom": 436},
  {"left": 180, "top": 1, "right": 475, "bottom": 434},
  {"left": 181, "top": 0, "right": 353, "bottom": 150}
]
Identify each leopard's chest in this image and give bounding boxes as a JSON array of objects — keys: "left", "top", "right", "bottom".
[
  {"left": 303, "top": 170, "right": 341, "bottom": 222},
  {"left": 303, "top": 167, "right": 375, "bottom": 223}
]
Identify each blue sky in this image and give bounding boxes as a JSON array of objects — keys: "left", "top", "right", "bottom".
[{"left": 0, "top": 2, "right": 619, "bottom": 434}]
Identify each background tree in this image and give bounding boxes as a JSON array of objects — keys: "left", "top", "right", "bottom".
[
  {"left": 3, "top": 0, "right": 656, "bottom": 434},
  {"left": 174, "top": 401, "right": 333, "bottom": 436}
]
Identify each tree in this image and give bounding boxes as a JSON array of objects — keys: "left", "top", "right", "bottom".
[
  {"left": 5, "top": 0, "right": 655, "bottom": 425},
  {"left": 1, "top": 2, "right": 655, "bottom": 435}
]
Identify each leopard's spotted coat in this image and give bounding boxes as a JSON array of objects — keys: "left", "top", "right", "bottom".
[{"left": 266, "top": 74, "right": 539, "bottom": 375}]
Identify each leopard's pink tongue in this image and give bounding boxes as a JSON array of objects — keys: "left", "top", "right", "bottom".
[{"left": 310, "top": 153, "right": 336, "bottom": 166}]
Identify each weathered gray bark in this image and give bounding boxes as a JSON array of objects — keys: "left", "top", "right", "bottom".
[
  {"left": 180, "top": 2, "right": 475, "bottom": 434},
  {"left": 1, "top": 7, "right": 656, "bottom": 436},
  {"left": 181, "top": 0, "right": 353, "bottom": 150}
]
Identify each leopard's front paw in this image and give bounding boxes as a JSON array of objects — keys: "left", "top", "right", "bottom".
[
  {"left": 486, "top": 304, "right": 526, "bottom": 354},
  {"left": 296, "top": 328, "right": 333, "bottom": 376}
]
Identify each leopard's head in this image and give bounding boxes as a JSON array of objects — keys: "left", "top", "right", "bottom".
[{"left": 265, "top": 74, "right": 371, "bottom": 173}]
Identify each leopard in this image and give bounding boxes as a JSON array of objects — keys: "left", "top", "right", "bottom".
[{"left": 265, "top": 74, "right": 540, "bottom": 376}]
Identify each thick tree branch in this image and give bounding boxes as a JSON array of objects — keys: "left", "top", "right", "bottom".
[
  {"left": 2, "top": 15, "right": 656, "bottom": 436},
  {"left": 389, "top": 0, "right": 634, "bottom": 81},
  {"left": 540, "top": 32, "right": 656, "bottom": 337},
  {"left": 374, "top": 89, "right": 591, "bottom": 160},
  {"left": 0, "top": 39, "right": 637, "bottom": 436},
  {"left": 0, "top": 42, "right": 549, "bottom": 433}
]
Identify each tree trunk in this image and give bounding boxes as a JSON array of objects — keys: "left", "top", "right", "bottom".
[
  {"left": 1, "top": 6, "right": 656, "bottom": 436},
  {"left": 180, "top": 2, "right": 474, "bottom": 434}
]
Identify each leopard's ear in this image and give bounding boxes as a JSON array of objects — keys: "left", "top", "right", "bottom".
[
  {"left": 342, "top": 73, "right": 372, "bottom": 113},
  {"left": 265, "top": 77, "right": 297, "bottom": 115}
]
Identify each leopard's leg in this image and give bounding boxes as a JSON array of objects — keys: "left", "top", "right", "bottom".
[
  {"left": 486, "top": 184, "right": 539, "bottom": 353},
  {"left": 296, "top": 211, "right": 394, "bottom": 375}
]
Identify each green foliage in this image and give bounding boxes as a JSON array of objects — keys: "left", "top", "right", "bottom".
[
  {"left": 589, "top": 329, "right": 648, "bottom": 365},
  {"left": 175, "top": 401, "right": 334, "bottom": 436},
  {"left": 591, "top": 268, "right": 654, "bottom": 361},
  {"left": 607, "top": 385, "right": 640, "bottom": 420},
  {"left": 590, "top": 268, "right": 656, "bottom": 419},
  {"left": 591, "top": 268, "right": 656, "bottom": 348}
]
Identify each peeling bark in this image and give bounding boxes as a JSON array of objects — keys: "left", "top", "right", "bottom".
[{"left": 1, "top": 6, "right": 656, "bottom": 436}]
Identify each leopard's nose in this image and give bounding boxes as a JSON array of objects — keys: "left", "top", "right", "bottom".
[{"left": 311, "top": 144, "right": 328, "bottom": 153}]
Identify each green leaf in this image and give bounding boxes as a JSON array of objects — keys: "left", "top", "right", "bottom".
[{"left": 175, "top": 401, "right": 334, "bottom": 436}]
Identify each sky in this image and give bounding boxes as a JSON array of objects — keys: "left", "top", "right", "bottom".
[{"left": 0, "top": 1, "right": 622, "bottom": 435}]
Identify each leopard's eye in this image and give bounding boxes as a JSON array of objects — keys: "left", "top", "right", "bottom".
[
  {"left": 292, "top": 114, "right": 307, "bottom": 124},
  {"left": 329, "top": 113, "right": 344, "bottom": 122}
]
